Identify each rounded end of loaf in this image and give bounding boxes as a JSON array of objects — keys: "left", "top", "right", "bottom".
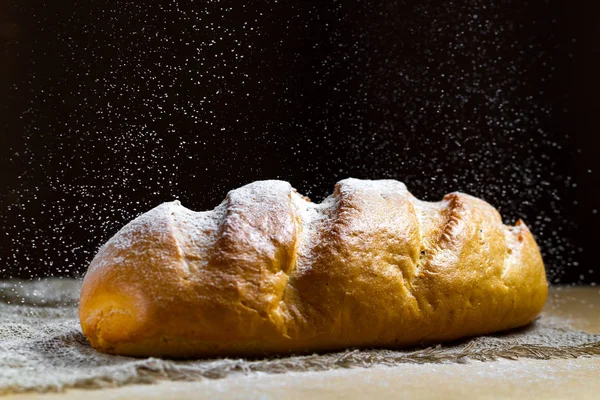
[
  {"left": 506, "top": 219, "right": 549, "bottom": 324},
  {"left": 408, "top": 190, "right": 548, "bottom": 340},
  {"left": 79, "top": 287, "right": 150, "bottom": 352},
  {"left": 79, "top": 201, "right": 193, "bottom": 355}
]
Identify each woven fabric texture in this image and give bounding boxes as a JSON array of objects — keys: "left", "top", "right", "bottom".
[{"left": 1, "top": 279, "right": 599, "bottom": 394}]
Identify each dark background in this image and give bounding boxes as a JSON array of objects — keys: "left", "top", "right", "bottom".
[{"left": 1, "top": 0, "right": 598, "bottom": 283}]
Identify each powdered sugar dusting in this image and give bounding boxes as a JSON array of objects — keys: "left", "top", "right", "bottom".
[
  {"left": 90, "top": 178, "right": 539, "bottom": 281},
  {"left": 336, "top": 178, "right": 408, "bottom": 196},
  {"left": 170, "top": 200, "right": 227, "bottom": 275},
  {"left": 85, "top": 202, "right": 178, "bottom": 275}
]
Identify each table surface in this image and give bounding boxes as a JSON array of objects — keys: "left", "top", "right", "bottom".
[{"left": 5, "top": 286, "right": 600, "bottom": 400}]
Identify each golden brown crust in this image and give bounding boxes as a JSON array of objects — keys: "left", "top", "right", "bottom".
[{"left": 79, "top": 179, "right": 548, "bottom": 357}]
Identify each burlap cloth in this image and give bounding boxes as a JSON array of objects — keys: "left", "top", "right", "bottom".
[{"left": 1, "top": 279, "right": 599, "bottom": 394}]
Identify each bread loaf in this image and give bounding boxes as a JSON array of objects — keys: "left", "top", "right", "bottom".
[{"left": 79, "top": 179, "right": 548, "bottom": 357}]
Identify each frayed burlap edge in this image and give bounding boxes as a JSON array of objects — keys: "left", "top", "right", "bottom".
[{"left": 4, "top": 330, "right": 599, "bottom": 395}]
